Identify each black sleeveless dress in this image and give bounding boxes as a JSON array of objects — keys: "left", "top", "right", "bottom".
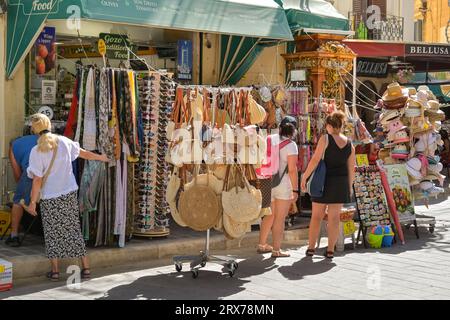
[{"left": 311, "top": 134, "right": 352, "bottom": 204}]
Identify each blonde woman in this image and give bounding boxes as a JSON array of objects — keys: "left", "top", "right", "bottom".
[
  {"left": 23, "top": 114, "right": 108, "bottom": 281},
  {"left": 301, "top": 112, "right": 356, "bottom": 259}
]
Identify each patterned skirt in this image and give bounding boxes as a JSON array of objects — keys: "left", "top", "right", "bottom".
[{"left": 40, "top": 191, "right": 87, "bottom": 259}]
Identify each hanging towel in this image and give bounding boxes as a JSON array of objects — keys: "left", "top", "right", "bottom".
[
  {"left": 114, "top": 143, "right": 128, "bottom": 248},
  {"left": 83, "top": 68, "right": 97, "bottom": 151},
  {"left": 64, "top": 72, "right": 80, "bottom": 139},
  {"left": 79, "top": 160, "right": 106, "bottom": 241},
  {"left": 99, "top": 69, "right": 115, "bottom": 162}
]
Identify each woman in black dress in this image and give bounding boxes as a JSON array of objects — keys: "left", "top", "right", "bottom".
[{"left": 301, "top": 112, "right": 356, "bottom": 259}]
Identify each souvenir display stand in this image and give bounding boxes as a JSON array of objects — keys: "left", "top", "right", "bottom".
[
  {"left": 353, "top": 165, "right": 397, "bottom": 248},
  {"left": 166, "top": 87, "right": 267, "bottom": 278},
  {"left": 373, "top": 83, "right": 445, "bottom": 237}
]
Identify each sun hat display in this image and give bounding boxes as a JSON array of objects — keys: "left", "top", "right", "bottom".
[
  {"left": 378, "top": 148, "right": 391, "bottom": 162},
  {"left": 428, "top": 162, "right": 443, "bottom": 174},
  {"left": 414, "top": 131, "right": 437, "bottom": 153},
  {"left": 391, "top": 144, "right": 409, "bottom": 159},
  {"left": 406, "top": 157, "right": 423, "bottom": 179},
  {"left": 383, "top": 97, "right": 408, "bottom": 110}
]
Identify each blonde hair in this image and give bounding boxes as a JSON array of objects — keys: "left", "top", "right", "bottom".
[{"left": 30, "top": 113, "right": 58, "bottom": 153}]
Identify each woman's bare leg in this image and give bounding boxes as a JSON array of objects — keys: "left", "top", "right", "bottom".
[
  {"left": 326, "top": 204, "right": 343, "bottom": 252},
  {"left": 272, "top": 199, "right": 292, "bottom": 252},
  {"left": 308, "top": 202, "right": 327, "bottom": 250}
]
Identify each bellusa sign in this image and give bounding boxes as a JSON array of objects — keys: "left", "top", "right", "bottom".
[
  {"left": 356, "top": 58, "right": 388, "bottom": 78},
  {"left": 406, "top": 44, "right": 450, "bottom": 57}
]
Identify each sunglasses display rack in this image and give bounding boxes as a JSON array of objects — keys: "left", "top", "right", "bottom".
[
  {"left": 353, "top": 165, "right": 393, "bottom": 248},
  {"left": 133, "top": 72, "right": 174, "bottom": 238}
]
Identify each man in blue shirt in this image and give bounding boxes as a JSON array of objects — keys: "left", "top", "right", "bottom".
[{"left": 5, "top": 134, "right": 38, "bottom": 246}]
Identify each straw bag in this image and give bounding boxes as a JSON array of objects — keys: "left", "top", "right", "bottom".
[
  {"left": 222, "top": 166, "right": 262, "bottom": 224},
  {"left": 223, "top": 212, "right": 251, "bottom": 239},
  {"left": 249, "top": 93, "right": 267, "bottom": 125},
  {"left": 178, "top": 168, "right": 221, "bottom": 232},
  {"left": 184, "top": 165, "right": 224, "bottom": 195}
]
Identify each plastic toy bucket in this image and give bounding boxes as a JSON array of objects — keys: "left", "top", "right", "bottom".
[
  {"left": 382, "top": 233, "right": 395, "bottom": 247},
  {"left": 368, "top": 234, "right": 384, "bottom": 249}
]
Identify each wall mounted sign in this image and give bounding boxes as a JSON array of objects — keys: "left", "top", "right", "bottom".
[
  {"left": 41, "top": 80, "right": 57, "bottom": 105},
  {"left": 356, "top": 58, "right": 389, "bottom": 78},
  {"left": 99, "top": 33, "right": 134, "bottom": 60},
  {"left": 406, "top": 44, "right": 450, "bottom": 57},
  {"left": 177, "top": 40, "right": 193, "bottom": 81},
  {"left": 35, "top": 26, "right": 56, "bottom": 75}
]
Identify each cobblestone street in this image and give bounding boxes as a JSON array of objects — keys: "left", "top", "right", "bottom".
[{"left": 1, "top": 192, "right": 449, "bottom": 301}]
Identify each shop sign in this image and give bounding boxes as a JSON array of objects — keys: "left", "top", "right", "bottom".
[
  {"left": 356, "top": 58, "right": 388, "bottom": 78},
  {"left": 42, "top": 80, "right": 57, "bottom": 105},
  {"left": 384, "top": 164, "right": 416, "bottom": 223},
  {"left": 177, "top": 40, "right": 193, "bottom": 81},
  {"left": 38, "top": 106, "right": 54, "bottom": 120},
  {"left": 406, "top": 44, "right": 450, "bottom": 57},
  {"left": 99, "top": 33, "right": 134, "bottom": 60},
  {"left": 35, "top": 27, "right": 56, "bottom": 76}
]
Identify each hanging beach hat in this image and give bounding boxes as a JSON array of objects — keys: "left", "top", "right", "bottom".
[
  {"left": 406, "top": 157, "right": 423, "bottom": 179},
  {"left": 411, "top": 117, "right": 432, "bottom": 135},
  {"left": 382, "top": 82, "right": 409, "bottom": 107},
  {"left": 391, "top": 144, "right": 409, "bottom": 159},
  {"left": 407, "top": 87, "right": 417, "bottom": 97},
  {"left": 380, "top": 109, "right": 405, "bottom": 126},
  {"left": 378, "top": 148, "right": 391, "bottom": 162},
  {"left": 425, "top": 100, "right": 445, "bottom": 122},
  {"left": 429, "top": 162, "right": 443, "bottom": 174},
  {"left": 423, "top": 170, "right": 446, "bottom": 184},
  {"left": 393, "top": 130, "right": 410, "bottom": 144},
  {"left": 387, "top": 118, "right": 407, "bottom": 140},
  {"left": 259, "top": 87, "right": 272, "bottom": 103},
  {"left": 417, "top": 85, "right": 437, "bottom": 100},
  {"left": 405, "top": 99, "right": 423, "bottom": 118}
]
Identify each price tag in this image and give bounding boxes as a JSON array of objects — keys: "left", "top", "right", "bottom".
[
  {"left": 343, "top": 220, "right": 356, "bottom": 236},
  {"left": 356, "top": 154, "right": 369, "bottom": 167},
  {"left": 0, "top": 265, "right": 5, "bottom": 273},
  {"left": 38, "top": 106, "right": 54, "bottom": 120}
]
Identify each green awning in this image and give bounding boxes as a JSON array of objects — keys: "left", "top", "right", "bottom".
[
  {"left": 279, "top": 0, "right": 350, "bottom": 33},
  {"left": 6, "top": 0, "right": 293, "bottom": 79}
]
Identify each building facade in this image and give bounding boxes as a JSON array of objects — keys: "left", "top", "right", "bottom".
[{"left": 415, "top": 0, "right": 450, "bottom": 43}]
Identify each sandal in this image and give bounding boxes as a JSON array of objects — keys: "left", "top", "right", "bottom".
[
  {"left": 81, "top": 268, "right": 91, "bottom": 279},
  {"left": 271, "top": 250, "right": 291, "bottom": 258},
  {"left": 257, "top": 244, "right": 273, "bottom": 254},
  {"left": 324, "top": 251, "right": 334, "bottom": 259},
  {"left": 305, "top": 249, "right": 315, "bottom": 257},
  {"left": 46, "top": 271, "right": 60, "bottom": 281}
]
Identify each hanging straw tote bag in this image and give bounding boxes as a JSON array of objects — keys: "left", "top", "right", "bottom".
[
  {"left": 178, "top": 166, "right": 221, "bottom": 231},
  {"left": 166, "top": 167, "right": 187, "bottom": 227},
  {"left": 222, "top": 165, "right": 262, "bottom": 224}
]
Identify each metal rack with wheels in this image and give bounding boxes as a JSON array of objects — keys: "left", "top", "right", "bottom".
[{"left": 173, "top": 229, "right": 238, "bottom": 279}]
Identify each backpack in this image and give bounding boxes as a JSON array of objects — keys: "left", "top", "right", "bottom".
[{"left": 256, "top": 136, "right": 292, "bottom": 179}]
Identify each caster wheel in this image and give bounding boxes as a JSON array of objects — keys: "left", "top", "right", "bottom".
[
  {"left": 228, "top": 270, "right": 235, "bottom": 277},
  {"left": 429, "top": 226, "right": 435, "bottom": 234},
  {"left": 232, "top": 262, "right": 238, "bottom": 270},
  {"left": 192, "top": 269, "right": 199, "bottom": 279},
  {"left": 200, "top": 262, "right": 206, "bottom": 268},
  {"left": 175, "top": 264, "right": 182, "bottom": 273}
]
